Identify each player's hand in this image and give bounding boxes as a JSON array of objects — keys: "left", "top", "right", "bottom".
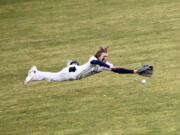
[{"left": 134, "top": 70, "right": 138, "bottom": 74}]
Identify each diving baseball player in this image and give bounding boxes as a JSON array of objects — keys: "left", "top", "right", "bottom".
[{"left": 24, "top": 46, "right": 153, "bottom": 85}]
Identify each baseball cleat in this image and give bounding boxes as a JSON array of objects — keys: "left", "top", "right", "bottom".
[{"left": 24, "top": 66, "right": 37, "bottom": 85}]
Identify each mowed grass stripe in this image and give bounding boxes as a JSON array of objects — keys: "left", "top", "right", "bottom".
[{"left": 0, "top": 0, "right": 180, "bottom": 135}]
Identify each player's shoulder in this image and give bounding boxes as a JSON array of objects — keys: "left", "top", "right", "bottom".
[{"left": 89, "top": 56, "right": 98, "bottom": 61}]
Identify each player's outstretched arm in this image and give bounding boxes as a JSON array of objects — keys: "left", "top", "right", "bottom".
[
  {"left": 111, "top": 64, "right": 153, "bottom": 77},
  {"left": 110, "top": 66, "right": 138, "bottom": 74},
  {"left": 90, "top": 60, "right": 138, "bottom": 74}
]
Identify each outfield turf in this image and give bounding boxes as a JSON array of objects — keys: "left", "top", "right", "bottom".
[{"left": 0, "top": 0, "right": 180, "bottom": 135}]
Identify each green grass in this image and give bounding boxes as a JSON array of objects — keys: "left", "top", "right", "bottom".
[{"left": 0, "top": 0, "right": 180, "bottom": 135}]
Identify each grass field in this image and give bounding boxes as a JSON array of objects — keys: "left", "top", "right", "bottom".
[{"left": 0, "top": 0, "right": 180, "bottom": 134}]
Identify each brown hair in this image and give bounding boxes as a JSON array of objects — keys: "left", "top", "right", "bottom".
[{"left": 94, "top": 46, "right": 108, "bottom": 58}]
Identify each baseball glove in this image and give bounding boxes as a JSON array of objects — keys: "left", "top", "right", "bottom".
[{"left": 137, "top": 64, "right": 153, "bottom": 77}]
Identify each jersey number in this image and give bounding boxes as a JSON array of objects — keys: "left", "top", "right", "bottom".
[{"left": 69, "top": 67, "right": 76, "bottom": 72}]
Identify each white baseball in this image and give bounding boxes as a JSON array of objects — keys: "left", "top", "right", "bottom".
[{"left": 142, "top": 79, "right": 146, "bottom": 84}]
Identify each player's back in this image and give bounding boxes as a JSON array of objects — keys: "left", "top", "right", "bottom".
[
  {"left": 73, "top": 56, "right": 112, "bottom": 80},
  {"left": 75, "top": 56, "right": 99, "bottom": 80}
]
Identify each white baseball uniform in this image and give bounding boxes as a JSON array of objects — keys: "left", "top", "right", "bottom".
[{"left": 33, "top": 56, "right": 113, "bottom": 82}]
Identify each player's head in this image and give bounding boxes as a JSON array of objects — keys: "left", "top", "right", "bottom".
[{"left": 95, "top": 46, "right": 108, "bottom": 62}]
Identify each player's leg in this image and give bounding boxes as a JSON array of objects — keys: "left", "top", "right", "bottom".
[{"left": 24, "top": 66, "right": 76, "bottom": 85}]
